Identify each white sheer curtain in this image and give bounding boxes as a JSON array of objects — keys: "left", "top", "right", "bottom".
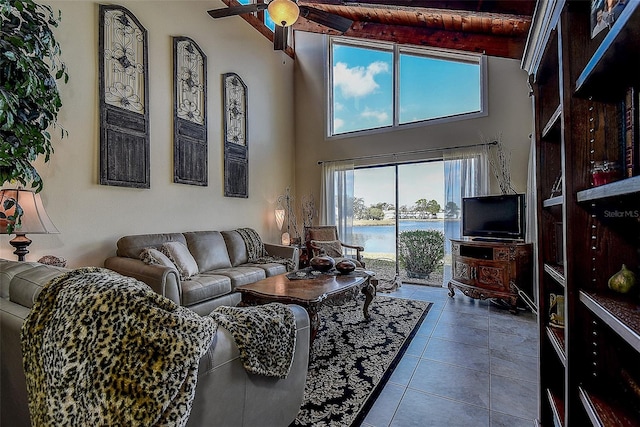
[
  {"left": 443, "top": 147, "right": 489, "bottom": 255},
  {"left": 443, "top": 147, "right": 490, "bottom": 225},
  {"left": 320, "top": 160, "right": 355, "bottom": 241}
]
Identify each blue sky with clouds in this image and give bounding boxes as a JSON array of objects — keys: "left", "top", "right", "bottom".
[
  {"left": 333, "top": 43, "right": 482, "bottom": 210},
  {"left": 332, "top": 43, "right": 481, "bottom": 134},
  {"left": 332, "top": 45, "right": 393, "bottom": 133}
]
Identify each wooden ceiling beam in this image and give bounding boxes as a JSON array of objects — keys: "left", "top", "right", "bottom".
[
  {"left": 300, "top": 0, "right": 536, "bottom": 16},
  {"left": 214, "top": 0, "right": 534, "bottom": 59},
  {"left": 301, "top": 4, "right": 532, "bottom": 37},
  {"left": 293, "top": 20, "right": 526, "bottom": 59}
]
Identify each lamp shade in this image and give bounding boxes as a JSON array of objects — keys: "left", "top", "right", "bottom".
[
  {"left": 268, "top": 0, "right": 299, "bottom": 27},
  {"left": 0, "top": 189, "right": 59, "bottom": 234},
  {"left": 275, "top": 208, "right": 285, "bottom": 231}
]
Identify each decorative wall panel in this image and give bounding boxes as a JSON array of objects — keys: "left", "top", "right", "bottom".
[
  {"left": 223, "top": 73, "right": 248, "bottom": 198},
  {"left": 99, "top": 5, "right": 149, "bottom": 188},
  {"left": 173, "top": 37, "right": 207, "bottom": 186}
]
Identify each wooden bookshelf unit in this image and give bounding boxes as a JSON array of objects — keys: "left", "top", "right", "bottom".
[
  {"left": 524, "top": 1, "right": 640, "bottom": 425},
  {"left": 448, "top": 239, "right": 533, "bottom": 314}
]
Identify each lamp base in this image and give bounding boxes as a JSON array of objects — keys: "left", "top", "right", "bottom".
[
  {"left": 281, "top": 232, "right": 291, "bottom": 246},
  {"left": 9, "top": 233, "right": 32, "bottom": 262}
]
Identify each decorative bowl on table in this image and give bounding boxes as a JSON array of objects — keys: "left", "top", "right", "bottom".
[
  {"left": 309, "top": 254, "right": 335, "bottom": 272},
  {"left": 335, "top": 259, "right": 356, "bottom": 274}
]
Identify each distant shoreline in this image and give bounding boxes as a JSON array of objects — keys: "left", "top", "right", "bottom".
[{"left": 354, "top": 218, "right": 460, "bottom": 226}]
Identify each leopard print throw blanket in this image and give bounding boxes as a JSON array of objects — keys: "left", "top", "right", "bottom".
[
  {"left": 21, "top": 267, "right": 217, "bottom": 427},
  {"left": 236, "top": 227, "right": 297, "bottom": 271},
  {"left": 210, "top": 303, "right": 297, "bottom": 379}
]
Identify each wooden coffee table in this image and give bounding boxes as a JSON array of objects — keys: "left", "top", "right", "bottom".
[{"left": 237, "top": 271, "right": 376, "bottom": 344}]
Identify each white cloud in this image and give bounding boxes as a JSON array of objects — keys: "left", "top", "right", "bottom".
[
  {"left": 361, "top": 109, "right": 389, "bottom": 123},
  {"left": 334, "top": 102, "right": 344, "bottom": 112},
  {"left": 334, "top": 118, "right": 345, "bottom": 131},
  {"left": 333, "top": 61, "right": 389, "bottom": 98}
]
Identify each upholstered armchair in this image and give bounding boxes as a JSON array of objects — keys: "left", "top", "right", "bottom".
[{"left": 303, "top": 225, "right": 365, "bottom": 268}]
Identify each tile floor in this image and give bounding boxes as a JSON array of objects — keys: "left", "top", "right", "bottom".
[{"left": 362, "top": 283, "right": 539, "bottom": 427}]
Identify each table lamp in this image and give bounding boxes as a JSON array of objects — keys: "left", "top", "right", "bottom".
[
  {"left": 276, "top": 186, "right": 297, "bottom": 245},
  {"left": 0, "top": 188, "right": 59, "bottom": 261}
]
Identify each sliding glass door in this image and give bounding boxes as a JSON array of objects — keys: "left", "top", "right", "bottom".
[
  {"left": 353, "top": 165, "right": 397, "bottom": 268},
  {"left": 353, "top": 161, "right": 448, "bottom": 286}
]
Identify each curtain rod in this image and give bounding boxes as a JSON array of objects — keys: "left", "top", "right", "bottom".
[{"left": 317, "top": 140, "right": 497, "bottom": 165}]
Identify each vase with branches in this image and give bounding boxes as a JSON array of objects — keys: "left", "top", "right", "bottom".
[
  {"left": 483, "top": 133, "right": 515, "bottom": 194},
  {"left": 300, "top": 193, "right": 315, "bottom": 228}
]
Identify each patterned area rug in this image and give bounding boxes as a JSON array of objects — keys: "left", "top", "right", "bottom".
[{"left": 292, "top": 295, "right": 431, "bottom": 426}]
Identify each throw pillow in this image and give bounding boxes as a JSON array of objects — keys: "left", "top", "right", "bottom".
[
  {"left": 311, "top": 240, "right": 343, "bottom": 258},
  {"left": 161, "top": 242, "right": 199, "bottom": 281},
  {"left": 139, "top": 247, "right": 175, "bottom": 268}
]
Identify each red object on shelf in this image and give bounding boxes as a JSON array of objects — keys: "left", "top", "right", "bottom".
[{"left": 592, "top": 161, "right": 622, "bottom": 186}]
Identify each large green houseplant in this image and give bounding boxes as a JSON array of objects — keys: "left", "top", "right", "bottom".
[
  {"left": 0, "top": 0, "right": 68, "bottom": 231},
  {"left": 0, "top": 0, "right": 68, "bottom": 191}
]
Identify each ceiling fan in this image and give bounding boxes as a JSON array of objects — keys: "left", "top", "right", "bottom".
[{"left": 207, "top": 0, "right": 353, "bottom": 51}]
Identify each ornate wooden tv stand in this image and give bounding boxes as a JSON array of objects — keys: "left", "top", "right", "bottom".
[{"left": 448, "top": 239, "right": 533, "bottom": 314}]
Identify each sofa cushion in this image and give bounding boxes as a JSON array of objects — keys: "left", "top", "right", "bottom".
[
  {"left": 180, "top": 274, "right": 232, "bottom": 306},
  {"left": 206, "top": 266, "right": 266, "bottom": 289},
  {"left": 116, "top": 233, "right": 187, "bottom": 259},
  {"left": 161, "top": 242, "right": 199, "bottom": 280},
  {"left": 184, "top": 231, "right": 232, "bottom": 272},
  {"left": 245, "top": 262, "right": 287, "bottom": 277},
  {"left": 9, "top": 265, "right": 68, "bottom": 309},
  {"left": 0, "top": 260, "right": 42, "bottom": 299},
  {"left": 221, "top": 230, "right": 249, "bottom": 266},
  {"left": 139, "top": 248, "right": 175, "bottom": 268}
]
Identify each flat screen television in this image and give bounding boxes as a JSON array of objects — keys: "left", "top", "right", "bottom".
[{"left": 462, "top": 194, "right": 525, "bottom": 240}]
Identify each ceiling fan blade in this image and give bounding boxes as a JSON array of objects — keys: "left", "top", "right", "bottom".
[
  {"left": 207, "top": 3, "right": 267, "bottom": 19},
  {"left": 273, "top": 25, "right": 287, "bottom": 51},
  {"left": 299, "top": 6, "right": 353, "bottom": 33}
]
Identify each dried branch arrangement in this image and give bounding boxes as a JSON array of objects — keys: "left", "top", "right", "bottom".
[
  {"left": 300, "top": 193, "right": 315, "bottom": 228},
  {"left": 484, "top": 133, "right": 515, "bottom": 194}
]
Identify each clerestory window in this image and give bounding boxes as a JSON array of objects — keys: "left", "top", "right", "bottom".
[
  {"left": 328, "top": 37, "right": 487, "bottom": 138},
  {"left": 235, "top": 0, "right": 277, "bottom": 32}
]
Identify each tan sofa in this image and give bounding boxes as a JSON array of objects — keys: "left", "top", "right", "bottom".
[
  {"left": 0, "top": 259, "right": 310, "bottom": 427},
  {"left": 104, "top": 230, "right": 299, "bottom": 316}
]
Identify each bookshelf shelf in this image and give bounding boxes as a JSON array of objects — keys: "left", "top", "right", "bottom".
[
  {"left": 575, "top": 2, "right": 640, "bottom": 102},
  {"left": 579, "top": 387, "right": 640, "bottom": 427},
  {"left": 576, "top": 176, "right": 640, "bottom": 203},
  {"left": 546, "top": 326, "right": 566, "bottom": 367},
  {"left": 579, "top": 290, "right": 640, "bottom": 352},
  {"left": 544, "top": 263, "right": 565, "bottom": 287},
  {"left": 543, "top": 195, "right": 564, "bottom": 208},
  {"left": 547, "top": 388, "right": 565, "bottom": 427},
  {"left": 542, "top": 104, "right": 562, "bottom": 141}
]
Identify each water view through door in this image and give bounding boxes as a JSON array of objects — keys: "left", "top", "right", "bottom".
[{"left": 352, "top": 162, "right": 458, "bottom": 286}]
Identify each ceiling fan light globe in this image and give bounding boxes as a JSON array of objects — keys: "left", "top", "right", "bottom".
[{"left": 268, "top": 0, "right": 299, "bottom": 27}]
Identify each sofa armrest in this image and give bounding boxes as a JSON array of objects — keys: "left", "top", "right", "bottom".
[
  {"left": 264, "top": 243, "right": 299, "bottom": 269},
  {"left": 188, "top": 305, "right": 310, "bottom": 427},
  {"left": 104, "top": 257, "right": 182, "bottom": 305}
]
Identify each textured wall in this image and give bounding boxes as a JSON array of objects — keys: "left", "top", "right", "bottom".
[{"left": 0, "top": 1, "right": 296, "bottom": 266}]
